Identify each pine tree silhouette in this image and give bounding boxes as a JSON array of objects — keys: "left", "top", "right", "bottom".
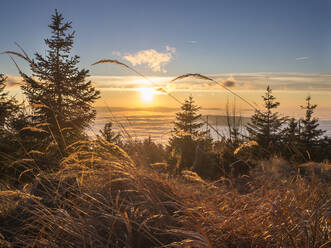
[
  {"left": 21, "top": 10, "right": 100, "bottom": 153},
  {"left": 246, "top": 86, "right": 286, "bottom": 157},
  {"left": 299, "top": 96, "right": 324, "bottom": 158},
  {"left": 169, "top": 96, "right": 208, "bottom": 172},
  {"left": 0, "top": 74, "right": 19, "bottom": 134}
]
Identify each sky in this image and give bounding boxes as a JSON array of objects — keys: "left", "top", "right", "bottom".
[{"left": 1, "top": 0, "right": 331, "bottom": 130}]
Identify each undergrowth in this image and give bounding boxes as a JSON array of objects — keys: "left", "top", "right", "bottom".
[{"left": 0, "top": 139, "right": 330, "bottom": 247}]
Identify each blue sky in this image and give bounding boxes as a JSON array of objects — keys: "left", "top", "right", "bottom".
[
  {"left": 1, "top": 0, "right": 331, "bottom": 121},
  {"left": 1, "top": 0, "right": 331, "bottom": 76}
]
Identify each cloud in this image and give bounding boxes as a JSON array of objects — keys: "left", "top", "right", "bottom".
[
  {"left": 112, "top": 51, "right": 121, "bottom": 57},
  {"left": 90, "top": 73, "right": 331, "bottom": 92},
  {"left": 7, "top": 73, "right": 329, "bottom": 93},
  {"left": 96, "top": 106, "right": 179, "bottom": 113},
  {"left": 123, "top": 46, "right": 176, "bottom": 73},
  {"left": 187, "top": 40, "right": 198, "bottom": 44},
  {"left": 90, "top": 75, "right": 171, "bottom": 89},
  {"left": 296, "top": 56, "right": 310, "bottom": 61},
  {"left": 223, "top": 77, "right": 236, "bottom": 87},
  {"left": 165, "top": 45, "right": 176, "bottom": 53}
]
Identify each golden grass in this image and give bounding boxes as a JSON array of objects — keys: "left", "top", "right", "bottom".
[
  {"left": 234, "top": 141, "right": 258, "bottom": 155},
  {"left": 0, "top": 139, "right": 330, "bottom": 247}
]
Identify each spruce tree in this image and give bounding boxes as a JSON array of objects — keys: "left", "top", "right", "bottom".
[
  {"left": 169, "top": 96, "right": 208, "bottom": 172},
  {"left": 246, "top": 86, "right": 285, "bottom": 157},
  {"left": 281, "top": 117, "right": 302, "bottom": 161},
  {"left": 0, "top": 74, "right": 23, "bottom": 180},
  {"left": 299, "top": 96, "right": 324, "bottom": 158},
  {"left": 100, "top": 121, "right": 122, "bottom": 146},
  {"left": 0, "top": 74, "right": 19, "bottom": 134},
  {"left": 21, "top": 10, "right": 100, "bottom": 153}
]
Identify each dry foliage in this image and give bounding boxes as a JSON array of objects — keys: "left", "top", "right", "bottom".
[{"left": 0, "top": 139, "right": 330, "bottom": 247}]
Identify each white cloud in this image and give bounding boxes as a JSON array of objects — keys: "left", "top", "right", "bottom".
[
  {"left": 296, "top": 56, "right": 310, "bottom": 61},
  {"left": 123, "top": 46, "right": 176, "bottom": 73},
  {"left": 165, "top": 45, "right": 176, "bottom": 53},
  {"left": 187, "top": 40, "right": 198, "bottom": 44}
]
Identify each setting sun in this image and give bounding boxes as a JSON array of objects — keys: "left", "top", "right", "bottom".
[{"left": 139, "top": 87, "right": 155, "bottom": 103}]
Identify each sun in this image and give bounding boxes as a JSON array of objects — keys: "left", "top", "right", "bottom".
[{"left": 139, "top": 87, "right": 155, "bottom": 103}]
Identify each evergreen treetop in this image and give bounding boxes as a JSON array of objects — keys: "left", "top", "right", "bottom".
[
  {"left": 21, "top": 10, "right": 100, "bottom": 151},
  {"left": 100, "top": 121, "right": 122, "bottom": 146},
  {"left": 246, "top": 86, "right": 286, "bottom": 153},
  {"left": 168, "top": 96, "right": 210, "bottom": 172},
  {"left": 300, "top": 96, "right": 324, "bottom": 147},
  {"left": 172, "top": 96, "right": 205, "bottom": 136}
]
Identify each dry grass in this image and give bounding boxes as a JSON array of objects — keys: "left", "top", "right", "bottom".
[{"left": 0, "top": 139, "right": 330, "bottom": 247}]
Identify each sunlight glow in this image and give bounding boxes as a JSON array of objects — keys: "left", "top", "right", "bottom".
[{"left": 139, "top": 87, "right": 155, "bottom": 103}]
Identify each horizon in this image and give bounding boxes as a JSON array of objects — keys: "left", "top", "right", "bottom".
[{"left": 1, "top": 0, "right": 331, "bottom": 141}]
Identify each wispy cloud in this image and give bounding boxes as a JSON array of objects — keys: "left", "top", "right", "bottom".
[
  {"left": 90, "top": 75, "right": 172, "bottom": 89},
  {"left": 165, "top": 45, "right": 176, "bottom": 53},
  {"left": 123, "top": 46, "right": 176, "bottom": 73},
  {"left": 187, "top": 40, "right": 198, "bottom": 44},
  {"left": 91, "top": 73, "right": 331, "bottom": 92},
  {"left": 296, "top": 56, "right": 310, "bottom": 61},
  {"left": 112, "top": 51, "right": 121, "bottom": 57},
  {"left": 5, "top": 73, "right": 331, "bottom": 93}
]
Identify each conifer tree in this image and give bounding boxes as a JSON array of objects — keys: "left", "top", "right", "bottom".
[
  {"left": 281, "top": 117, "right": 302, "bottom": 161},
  {"left": 0, "top": 74, "right": 24, "bottom": 180},
  {"left": 246, "top": 86, "right": 285, "bottom": 157},
  {"left": 21, "top": 10, "right": 100, "bottom": 153},
  {"left": 299, "top": 96, "right": 324, "bottom": 156},
  {"left": 100, "top": 121, "right": 122, "bottom": 146},
  {"left": 169, "top": 96, "right": 208, "bottom": 171},
  {"left": 0, "top": 74, "right": 19, "bottom": 134},
  {"left": 282, "top": 118, "right": 300, "bottom": 144}
]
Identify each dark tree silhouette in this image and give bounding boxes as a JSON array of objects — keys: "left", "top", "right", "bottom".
[
  {"left": 100, "top": 121, "right": 122, "bottom": 146},
  {"left": 281, "top": 117, "right": 303, "bottom": 161},
  {"left": 299, "top": 96, "right": 324, "bottom": 159},
  {"left": 0, "top": 74, "right": 19, "bottom": 134},
  {"left": 21, "top": 10, "right": 100, "bottom": 153},
  {"left": 246, "top": 86, "right": 286, "bottom": 157},
  {"left": 169, "top": 96, "right": 209, "bottom": 172}
]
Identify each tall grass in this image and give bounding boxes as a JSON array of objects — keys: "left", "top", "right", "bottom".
[{"left": 0, "top": 139, "right": 330, "bottom": 247}]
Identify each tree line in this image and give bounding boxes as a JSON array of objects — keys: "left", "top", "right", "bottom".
[{"left": 164, "top": 87, "right": 330, "bottom": 180}]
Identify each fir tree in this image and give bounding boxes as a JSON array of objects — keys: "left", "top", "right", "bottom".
[
  {"left": 169, "top": 96, "right": 208, "bottom": 172},
  {"left": 0, "top": 74, "right": 19, "bottom": 134},
  {"left": 0, "top": 74, "right": 27, "bottom": 181},
  {"left": 299, "top": 96, "right": 324, "bottom": 157},
  {"left": 100, "top": 121, "right": 122, "bottom": 146},
  {"left": 246, "top": 86, "right": 285, "bottom": 157},
  {"left": 283, "top": 118, "right": 299, "bottom": 144},
  {"left": 225, "top": 99, "right": 242, "bottom": 145},
  {"left": 281, "top": 117, "right": 302, "bottom": 161},
  {"left": 21, "top": 10, "right": 100, "bottom": 153}
]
